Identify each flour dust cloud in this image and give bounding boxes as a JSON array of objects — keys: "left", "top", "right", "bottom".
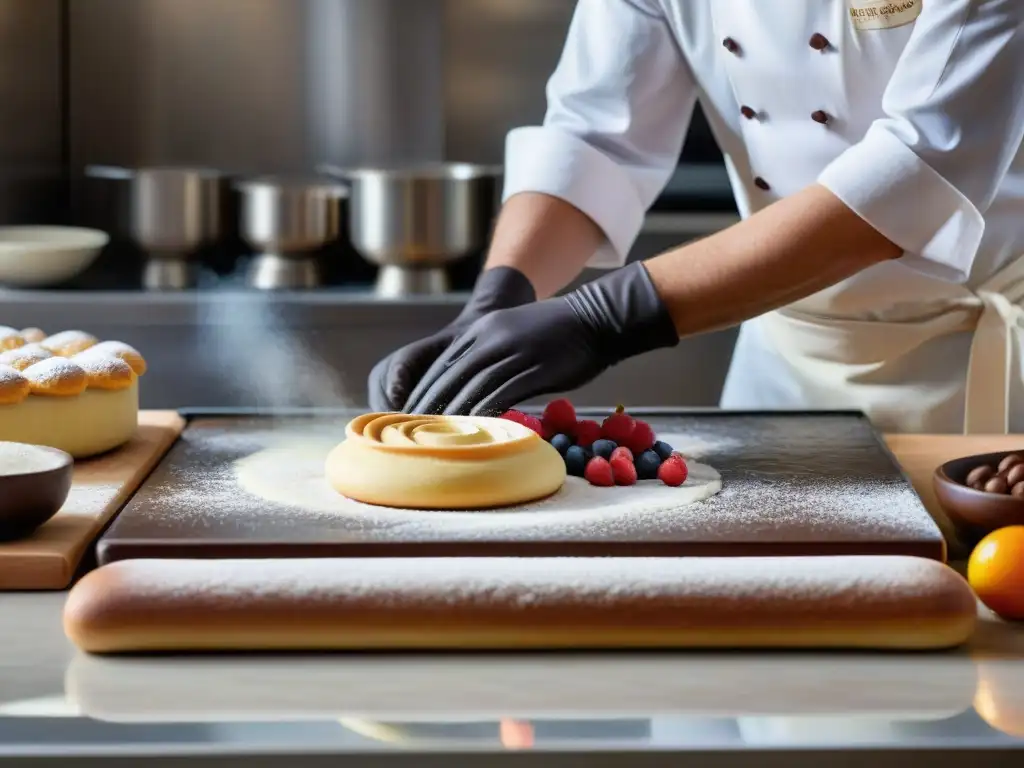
[{"left": 199, "top": 295, "right": 356, "bottom": 411}]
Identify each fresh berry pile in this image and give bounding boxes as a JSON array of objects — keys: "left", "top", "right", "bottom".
[{"left": 500, "top": 400, "right": 688, "bottom": 488}]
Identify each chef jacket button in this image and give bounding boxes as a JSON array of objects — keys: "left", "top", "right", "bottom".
[
  {"left": 723, "top": 37, "right": 741, "bottom": 54},
  {"left": 754, "top": 177, "right": 771, "bottom": 191},
  {"left": 809, "top": 33, "right": 831, "bottom": 51},
  {"left": 740, "top": 105, "right": 758, "bottom": 120},
  {"left": 811, "top": 110, "right": 830, "bottom": 124}
]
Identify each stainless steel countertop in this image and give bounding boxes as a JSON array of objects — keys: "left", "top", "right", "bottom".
[{"left": 1, "top": 588, "right": 1022, "bottom": 765}]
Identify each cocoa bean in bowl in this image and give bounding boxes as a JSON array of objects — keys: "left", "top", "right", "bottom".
[{"left": 934, "top": 449, "right": 1024, "bottom": 543}]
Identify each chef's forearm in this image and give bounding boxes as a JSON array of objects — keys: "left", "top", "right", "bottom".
[
  {"left": 644, "top": 184, "right": 904, "bottom": 336},
  {"left": 482, "top": 193, "right": 606, "bottom": 300}
]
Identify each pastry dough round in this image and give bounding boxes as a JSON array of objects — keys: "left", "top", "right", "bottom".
[{"left": 325, "top": 413, "right": 566, "bottom": 509}]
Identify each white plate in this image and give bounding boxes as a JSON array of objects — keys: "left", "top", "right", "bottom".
[{"left": 0, "top": 226, "right": 109, "bottom": 288}]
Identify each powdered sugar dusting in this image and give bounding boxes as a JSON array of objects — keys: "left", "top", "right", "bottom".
[
  {"left": 0, "top": 326, "right": 20, "bottom": 346},
  {"left": 22, "top": 356, "right": 83, "bottom": 385},
  {"left": 116, "top": 555, "right": 957, "bottom": 607},
  {"left": 106, "top": 413, "right": 944, "bottom": 552},
  {"left": 82, "top": 341, "right": 139, "bottom": 358},
  {"left": 0, "top": 363, "right": 22, "bottom": 386},
  {"left": 0, "top": 343, "right": 52, "bottom": 369},
  {"left": 41, "top": 329, "right": 97, "bottom": 352},
  {"left": 73, "top": 353, "right": 132, "bottom": 379}
]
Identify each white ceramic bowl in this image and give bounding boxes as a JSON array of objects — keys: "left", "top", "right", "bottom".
[{"left": 0, "top": 226, "right": 109, "bottom": 288}]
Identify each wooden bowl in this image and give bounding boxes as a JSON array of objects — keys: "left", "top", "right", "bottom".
[
  {"left": 933, "top": 450, "right": 1024, "bottom": 543},
  {"left": 0, "top": 442, "right": 74, "bottom": 540}
]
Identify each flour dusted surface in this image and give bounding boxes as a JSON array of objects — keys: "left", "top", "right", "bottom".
[{"left": 104, "top": 413, "right": 944, "bottom": 552}]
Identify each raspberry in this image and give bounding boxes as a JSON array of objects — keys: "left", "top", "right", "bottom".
[
  {"left": 601, "top": 405, "right": 635, "bottom": 445},
  {"left": 541, "top": 398, "right": 577, "bottom": 436},
  {"left": 611, "top": 455, "right": 637, "bottom": 486},
  {"left": 658, "top": 455, "right": 689, "bottom": 487},
  {"left": 584, "top": 456, "right": 615, "bottom": 487},
  {"left": 624, "top": 419, "right": 656, "bottom": 454},
  {"left": 499, "top": 409, "right": 543, "bottom": 436},
  {"left": 573, "top": 419, "right": 602, "bottom": 448},
  {"left": 610, "top": 446, "right": 634, "bottom": 464}
]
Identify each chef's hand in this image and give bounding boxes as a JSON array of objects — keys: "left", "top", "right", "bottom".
[
  {"left": 367, "top": 267, "right": 536, "bottom": 411},
  {"left": 403, "top": 261, "right": 679, "bottom": 415}
]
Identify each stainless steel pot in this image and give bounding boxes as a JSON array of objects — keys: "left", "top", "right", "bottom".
[
  {"left": 320, "top": 162, "right": 503, "bottom": 297},
  {"left": 235, "top": 175, "right": 348, "bottom": 290},
  {"left": 85, "top": 165, "right": 228, "bottom": 290}
]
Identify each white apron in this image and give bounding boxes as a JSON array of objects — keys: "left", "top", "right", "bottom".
[{"left": 720, "top": 255, "right": 1024, "bottom": 434}]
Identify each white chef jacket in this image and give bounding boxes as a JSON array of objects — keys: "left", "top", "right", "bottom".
[{"left": 502, "top": 0, "right": 1024, "bottom": 433}]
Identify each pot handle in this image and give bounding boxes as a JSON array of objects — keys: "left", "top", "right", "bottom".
[
  {"left": 84, "top": 164, "right": 135, "bottom": 180},
  {"left": 315, "top": 162, "right": 355, "bottom": 182}
]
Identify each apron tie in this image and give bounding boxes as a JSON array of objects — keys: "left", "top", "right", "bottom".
[{"left": 964, "top": 290, "right": 1024, "bottom": 434}]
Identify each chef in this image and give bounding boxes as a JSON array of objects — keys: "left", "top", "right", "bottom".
[{"left": 369, "top": 0, "right": 1024, "bottom": 434}]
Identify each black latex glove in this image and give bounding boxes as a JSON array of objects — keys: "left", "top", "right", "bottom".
[
  {"left": 403, "top": 261, "right": 679, "bottom": 415},
  {"left": 367, "top": 266, "right": 536, "bottom": 411}
]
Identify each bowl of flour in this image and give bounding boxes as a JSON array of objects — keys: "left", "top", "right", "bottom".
[{"left": 0, "top": 441, "right": 73, "bottom": 540}]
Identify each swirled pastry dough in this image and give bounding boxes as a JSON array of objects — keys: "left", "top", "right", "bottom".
[{"left": 325, "top": 413, "right": 566, "bottom": 509}]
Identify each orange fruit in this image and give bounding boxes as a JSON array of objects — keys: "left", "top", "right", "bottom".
[{"left": 967, "top": 525, "right": 1024, "bottom": 621}]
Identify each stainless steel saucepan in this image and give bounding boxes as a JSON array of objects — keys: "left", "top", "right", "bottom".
[
  {"left": 85, "top": 165, "right": 229, "bottom": 290},
  {"left": 319, "top": 162, "right": 503, "bottom": 297},
  {"left": 235, "top": 174, "right": 348, "bottom": 290}
]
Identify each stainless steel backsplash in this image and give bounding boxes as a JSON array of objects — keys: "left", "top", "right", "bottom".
[
  {"left": 2, "top": 0, "right": 576, "bottom": 223},
  {"left": 66, "top": 0, "right": 573, "bottom": 174},
  {"left": 0, "top": 0, "right": 64, "bottom": 224}
]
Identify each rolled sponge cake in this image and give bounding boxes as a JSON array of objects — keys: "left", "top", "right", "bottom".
[{"left": 63, "top": 555, "right": 978, "bottom": 653}]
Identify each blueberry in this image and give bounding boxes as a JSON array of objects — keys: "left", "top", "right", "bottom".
[
  {"left": 565, "top": 446, "right": 588, "bottom": 477},
  {"left": 592, "top": 439, "right": 617, "bottom": 460},
  {"left": 653, "top": 440, "right": 674, "bottom": 461},
  {"left": 551, "top": 433, "right": 573, "bottom": 456},
  {"left": 636, "top": 449, "right": 662, "bottom": 480}
]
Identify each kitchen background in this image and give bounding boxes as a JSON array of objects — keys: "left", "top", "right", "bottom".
[{"left": 0, "top": 0, "right": 741, "bottom": 409}]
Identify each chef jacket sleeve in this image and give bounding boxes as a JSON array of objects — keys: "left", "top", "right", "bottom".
[
  {"left": 817, "top": 0, "right": 1024, "bottom": 283},
  {"left": 502, "top": 0, "right": 697, "bottom": 267}
]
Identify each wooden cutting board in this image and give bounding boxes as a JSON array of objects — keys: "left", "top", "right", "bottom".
[
  {"left": 884, "top": 433, "right": 1024, "bottom": 560},
  {"left": 96, "top": 411, "right": 952, "bottom": 564},
  {"left": 0, "top": 411, "right": 184, "bottom": 590}
]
